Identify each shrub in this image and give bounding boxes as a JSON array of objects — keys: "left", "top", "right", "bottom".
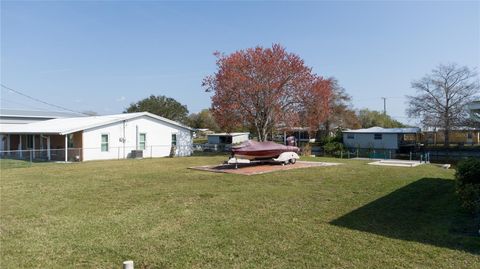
[
  {"left": 319, "top": 131, "right": 342, "bottom": 146},
  {"left": 455, "top": 158, "right": 480, "bottom": 186},
  {"left": 456, "top": 184, "right": 480, "bottom": 214},
  {"left": 301, "top": 143, "right": 312, "bottom": 156},
  {"left": 323, "top": 142, "right": 344, "bottom": 156},
  {"left": 455, "top": 158, "right": 480, "bottom": 214}
]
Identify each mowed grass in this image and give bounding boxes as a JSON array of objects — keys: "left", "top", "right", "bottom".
[{"left": 0, "top": 156, "right": 478, "bottom": 268}]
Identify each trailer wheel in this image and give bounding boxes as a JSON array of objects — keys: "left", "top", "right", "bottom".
[{"left": 289, "top": 158, "right": 296, "bottom": 164}]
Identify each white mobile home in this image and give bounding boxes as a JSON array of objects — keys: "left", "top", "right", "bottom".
[
  {"left": 0, "top": 112, "right": 193, "bottom": 161},
  {"left": 342, "top": 127, "right": 420, "bottom": 150}
]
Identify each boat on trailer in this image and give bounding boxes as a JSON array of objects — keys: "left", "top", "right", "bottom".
[{"left": 228, "top": 140, "right": 300, "bottom": 166}]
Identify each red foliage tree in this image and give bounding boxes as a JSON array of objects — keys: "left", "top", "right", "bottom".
[
  {"left": 203, "top": 44, "right": 331, "bottom": 141},
  {"left": 299, "top": 78, "right": 332, "bottom": 137}
]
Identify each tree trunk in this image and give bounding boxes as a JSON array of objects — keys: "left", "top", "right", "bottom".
[
  {"left": 255, "top": 124, "right": 262, "bottom": 142},
  {"left": 443, "top": 128, "right": 449, "bottom": 148},
  {"left": 444, "top": 92, "right": 450, "bottom": 148},
  {"left": 324, "top": 119, "right": 331, "bottom": 140},
  {"left": 444, "top": 111, "right": 450, "bottom": 148},
  {"left": 260, "top": 127, "right": 268, "bottom": 142},
  {"left": 255, "top": 122, "right": 268, "bottom": 142}
]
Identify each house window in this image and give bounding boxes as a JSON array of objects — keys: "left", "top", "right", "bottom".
[
  {"left": 139, "top": 133, "right": 146, "bottom": 150},
  {"left": 467, "top": 132, "right": 473, "bottom": 139},
  {"left": 347, "top": 133, "right": 354, "bottom": 139},
  {"left": 172, "top": 134, "right": 177, "bottom": 146},
  {"left": 101, "top": 134, "right": 109, "bottom": 152},
  {"left": 374, "top": 133, "right": 382, "bottom": 140}
]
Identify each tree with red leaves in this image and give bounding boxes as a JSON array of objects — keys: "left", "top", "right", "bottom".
[
  {"left": 203, "top": 44, "right": 331, "bottom": 141},
  {"left": 299, "top": 78, "right": 332, "bottom": 137}
]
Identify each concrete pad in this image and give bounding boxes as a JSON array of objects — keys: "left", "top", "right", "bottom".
[
  {"left": 189, "top": 161, "right": 341, "bottom": 176},
  {"left": 368, "top": 160, "right": 424, "bottom": 167}
]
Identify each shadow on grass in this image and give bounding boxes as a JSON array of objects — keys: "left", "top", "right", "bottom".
[{"left": 330, "top": 178, "right": 480, "bottom": 254}]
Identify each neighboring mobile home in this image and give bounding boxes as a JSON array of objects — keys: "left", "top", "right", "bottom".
[
  {"left": 343, "top": 127, "right": 421, "bottom": 150},
  {"left": 0, "top": 112, "right": 193, "bottom": 162},
  {"left": 207, "top": 132, "right": 250, "bottom": 145}
]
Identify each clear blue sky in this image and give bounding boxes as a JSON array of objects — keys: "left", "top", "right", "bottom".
[{"left": 1, "top": 1, "right": 479, "bottom": 125}]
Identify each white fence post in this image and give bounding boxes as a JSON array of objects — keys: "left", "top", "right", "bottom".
[
  {"left": 47, "top": 136, "right": 51, "bottom": 160},
  {"left": 123, "top": 260, "right": 134, "bottom": 269},
  {"left": 64, "top": 135, "right": 68, "bottom": 163}
]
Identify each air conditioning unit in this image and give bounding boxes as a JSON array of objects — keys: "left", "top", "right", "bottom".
[{"left": 131, "top": 150, "right": 143, "bottom": 159}]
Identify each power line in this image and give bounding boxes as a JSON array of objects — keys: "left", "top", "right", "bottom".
[
  {"left": 0, "top": 98, "right": 55, "bottom": 111},
  {"left": 1, "top": 84, "right": 87, "bottom": 115}
]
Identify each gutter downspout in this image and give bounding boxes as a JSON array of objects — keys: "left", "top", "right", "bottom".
[
  {"left": 123, "top": 120, "right": 126, "bottom": 159},
  {"left": 136, "top": 125, "right": 139, "bottom": 150}
]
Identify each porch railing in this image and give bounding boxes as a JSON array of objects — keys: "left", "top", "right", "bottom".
[{"left": 0, "top": 144, "right": 193, "bottom": 163}]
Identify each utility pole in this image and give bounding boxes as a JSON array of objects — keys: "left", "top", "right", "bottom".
[{"left": 381, "top": 97, "right": 387, "bottom": 115}]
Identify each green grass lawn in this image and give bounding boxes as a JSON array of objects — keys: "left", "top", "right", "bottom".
[
  {"left": 1, "top": 156, "right": 478, "bottom": 268},
  {"left": 0, "top": 159, "right": 35, "bottom": 169}
]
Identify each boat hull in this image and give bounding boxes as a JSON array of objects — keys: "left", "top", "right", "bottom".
[{"left": 232, "top": 140, "right": 299, "bottom": 160}]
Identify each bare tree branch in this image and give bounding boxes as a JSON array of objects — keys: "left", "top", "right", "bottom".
[{"left": 406, "top": 63, "right": 479, "bottom": 146}]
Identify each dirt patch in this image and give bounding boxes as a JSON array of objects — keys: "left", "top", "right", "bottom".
[{"left": 189, "top": 161, "right": 341, "bottom": 175}]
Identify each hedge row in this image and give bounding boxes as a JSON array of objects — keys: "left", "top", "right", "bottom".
[{"left": 455, "top": 158, "right": 480, "bottom": 214}]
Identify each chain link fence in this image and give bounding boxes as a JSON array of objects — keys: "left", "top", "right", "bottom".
[
  {"left": 192, "top": 143, "right": 233, "bottom": 152},
  {"left": 310, "top": 147, "right": 477, "bottom": 165},
  {"left": 0, "top": 144, "right": 192, "bottom": 167}
]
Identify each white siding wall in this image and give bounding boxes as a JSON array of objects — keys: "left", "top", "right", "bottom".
[
  {"left": 343, "top": 133, "right": 399, "bottom": 149},
  {"left": 207, "top": 134, "right": 249, "bottom": 144},
  {"left": 82, "top": 115, "right": 192, "bottom": 161},
  {"left": 232, "top": 134, "right": 249, "bottom": 144}
]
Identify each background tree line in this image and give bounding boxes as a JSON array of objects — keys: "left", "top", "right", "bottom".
[{"left": 125, "top": 48, "right": 478, "bottom": 146}]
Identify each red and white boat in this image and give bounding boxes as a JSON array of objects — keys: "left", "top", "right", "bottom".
[{"left": 230, "top": 140, "right": 300, "bottom": 163}]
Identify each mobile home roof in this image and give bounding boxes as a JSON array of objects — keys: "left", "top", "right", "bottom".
[
  {"left": 0, "top": 112, "right": 193, "bottom": 135},
  {"left": 343, "top": 126, "right": 420, "bottom": 134}
]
